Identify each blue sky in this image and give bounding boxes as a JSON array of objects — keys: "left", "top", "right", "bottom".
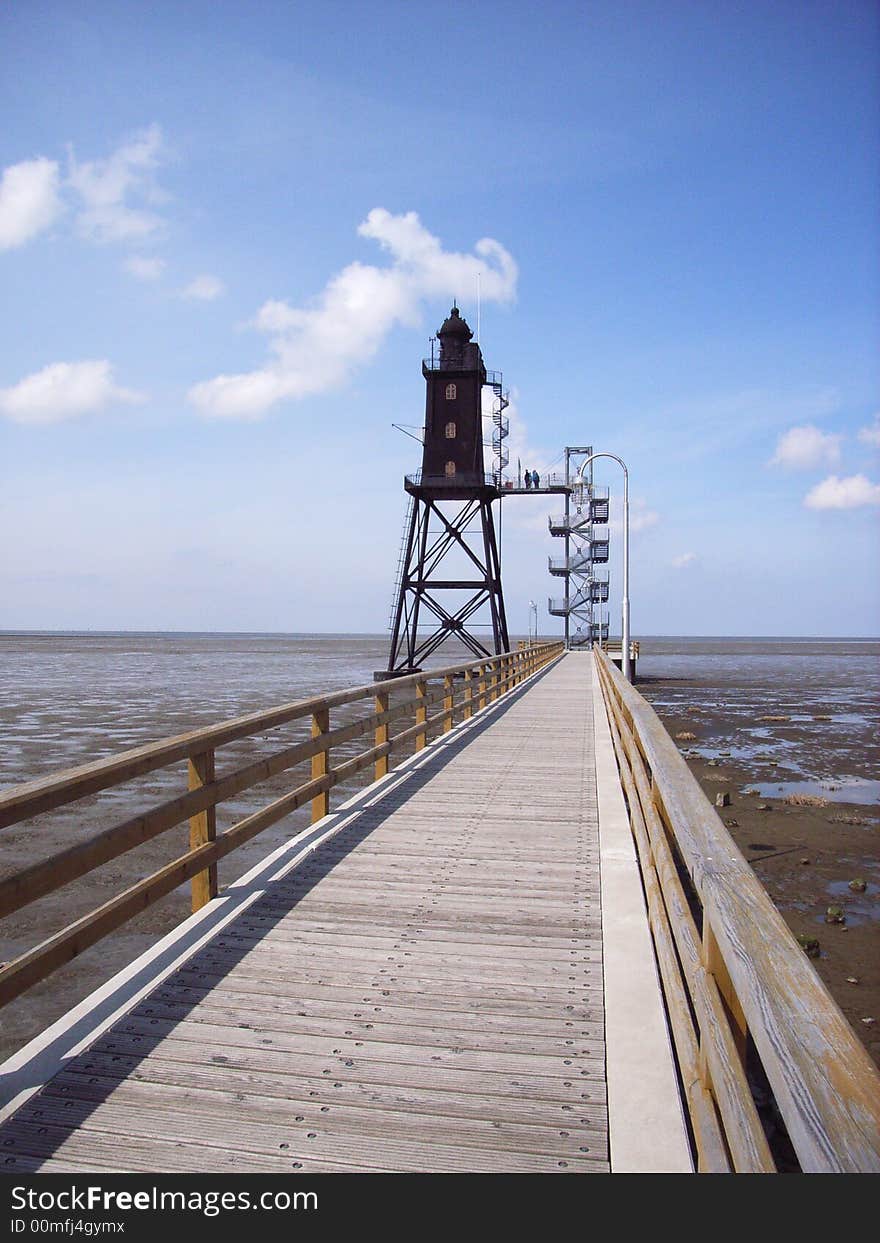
[{"left": 1, "top": 0, "right": 878, "bottom": 636}]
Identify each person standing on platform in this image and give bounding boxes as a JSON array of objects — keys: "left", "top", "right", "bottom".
[
  {"left": 532, "top": 469, "right": 540, "bottom": 489},
  {"left": 525, "top": 469, "right": 532, "bottom": 489}
]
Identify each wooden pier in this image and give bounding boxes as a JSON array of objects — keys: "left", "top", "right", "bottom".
[{"left": 0, "top": 646, "right": 878, "bottom": 1174}]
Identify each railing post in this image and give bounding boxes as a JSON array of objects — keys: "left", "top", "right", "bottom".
[
  {"left": 478, "top": 665, "right": 487, "bottom": 711},
  {"left": 443, "top": 674, "right": 454, "bottom": 733},
  {"left": 188, "top": 748, "right": 218, "bottom": 912},
  {"left": 374, "top": 690, "right": 390, "bottom": 780},
  {"left": 463, "top": 668, "right": 474, "bottom": 720},
  {"left": 415, "top": 679, "right": 427, "bottom": 750},
  {"left": 311, "top": 707, "right": 330, "bottom": 823},
  {"left": 703, "top": 915, "right": 749, "bottom": 1065}
]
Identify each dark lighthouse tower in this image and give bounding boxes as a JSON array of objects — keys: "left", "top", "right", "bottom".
[{"left": 382, "top": 305, "right": 510, "bottom": 675}]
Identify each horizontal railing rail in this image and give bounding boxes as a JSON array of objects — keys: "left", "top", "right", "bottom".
[
  {"left": 593, "top": 645, "right": 880, "bottom": 1173},
  {"left": 0, "top": 643, "right": 563, "bottom": 1011}
]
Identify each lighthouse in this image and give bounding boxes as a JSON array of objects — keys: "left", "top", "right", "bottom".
[{"left": 380, "top": 306, "right": 510, "bottom": 675}]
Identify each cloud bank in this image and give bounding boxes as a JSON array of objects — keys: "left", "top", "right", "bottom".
[
  {"left": 188, "top": 209, "right": 518, "bottom": 419},
  {"left": 804, "top": 474, "right": 880, "bottom": 510},
  {"left": 770, "top": 424, "right": 841, "bottom": 470},
  {"left": 0, "top": 361, "right": 143, "bottom": 425},
  {"left": 0, "top": 157, "right": 62, "bottom": 249}
]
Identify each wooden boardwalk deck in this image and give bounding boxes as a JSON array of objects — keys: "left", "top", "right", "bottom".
[{"left": 0, "top": 655, "right": 609, "bottom": 1173}]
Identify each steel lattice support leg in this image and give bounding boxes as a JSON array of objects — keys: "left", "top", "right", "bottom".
[{"left": 383, "top": 492, "right": 510, "bottom": 675}]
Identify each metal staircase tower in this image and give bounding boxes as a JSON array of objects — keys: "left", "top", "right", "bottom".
[{"left": 547, "top": 446, "right": 611, "bottom": 649}]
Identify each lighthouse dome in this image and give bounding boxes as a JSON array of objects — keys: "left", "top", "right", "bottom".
[{"left": 437, "top": 305, "right": 473, "bottom": 340}]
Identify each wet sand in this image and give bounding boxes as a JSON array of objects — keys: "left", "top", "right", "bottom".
[{"left": 641, "top": 677, "right": 880, "bottom": 1072}]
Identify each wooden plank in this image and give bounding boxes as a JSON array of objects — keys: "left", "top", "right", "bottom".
[
  {"left": 106, "top": 1012, "right": 606, "bottom": 1076},
  {"left": 145, "top": 980, "right": 603, "bottom": 1039},
  {"left": 173, "top": 959, "right": 604, "bottom": 1007},
  {"left": 0, "top": 1118, "right": 360, "bottom": 1174},
  {"left": 38, "top": 1073, "right": 608, "bottom": 1160},
  {"left": 129, "top": 997, "right": 602, "bottom": 1059},
  {"left": 5, "top": 1103, "right": 605, "bottom": 1173},
  {"left": 209, "top": 919, "right": 603, "bottom": 960},
  {"left": 54, "top": 1053, "right": 609, "bottom": 1127},
  {"left": 86, "top": 1033, "right": 607, "bottom": 1107}
]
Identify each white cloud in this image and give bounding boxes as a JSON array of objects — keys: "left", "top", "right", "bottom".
[
  {"left": 0, "top": 157, "right": 62, "bottom": 249},
  {"left": 770, "top": 424, "right": 841, "bottom": 470},
  {"left": 609, "top": 496, "right": 659, "bottom": 534},
  {"left": 630, "top": 503, "right": 659, "bottom": 533},
  {"left": 188, "top": 209, "right": 518, "bottom": 419},
  {"left": 68, "top": 124, "right": 166, "bottom": 243},
  {"left": 672, "top": 552, "right": 697, "bottom": 569},
  {"left": 858, "top": 415, "right": 880, "bottom": 449},
  {"left": 0, "top": 360, "right": 144, "bottom": 425},
  {"left": 124, "top": 255, "right": 165, "bottom": 281},
  {"left": 804, "top": 474, "right": 880, "bottom": 510},
  {"left": 181, "top": 274, "right": 224, "bottom": 301}
]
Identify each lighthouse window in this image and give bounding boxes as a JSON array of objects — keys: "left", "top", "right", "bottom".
[
  {"left": 445, "top": 383, "right": 457, "bottom": 400},
  {"left": 445, "top": 460, "right": 456, "bottom": 478},
  {"left": 445, "top": 421, "right": 456, "bottom": 439}
]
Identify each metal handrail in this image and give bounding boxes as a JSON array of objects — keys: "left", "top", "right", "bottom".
[
  {"left": 548, "top": 557, "right": 610, "bottom": 579},
  {"left": 405, "top": 471, "right": 497, "bottom": 490}
]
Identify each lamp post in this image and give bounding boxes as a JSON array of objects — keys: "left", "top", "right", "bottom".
[
  {"left": 528, "top": 599, "right": 537, "bottom": 645},
  {"left": 576, "top": 452, "right": 631, "bottom": 681}
]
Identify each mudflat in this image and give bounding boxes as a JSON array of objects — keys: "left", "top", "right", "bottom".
[{"left": 642, "top": 676, "right": 879, "bottom": 1072}]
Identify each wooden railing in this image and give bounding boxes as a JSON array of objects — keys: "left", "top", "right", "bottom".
[
  {"left": 0, "top": 642, "right": 563, "bottom": 1012},
  {"left": 594, "top": 646, "right": 880, "bottom": 1173}
]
